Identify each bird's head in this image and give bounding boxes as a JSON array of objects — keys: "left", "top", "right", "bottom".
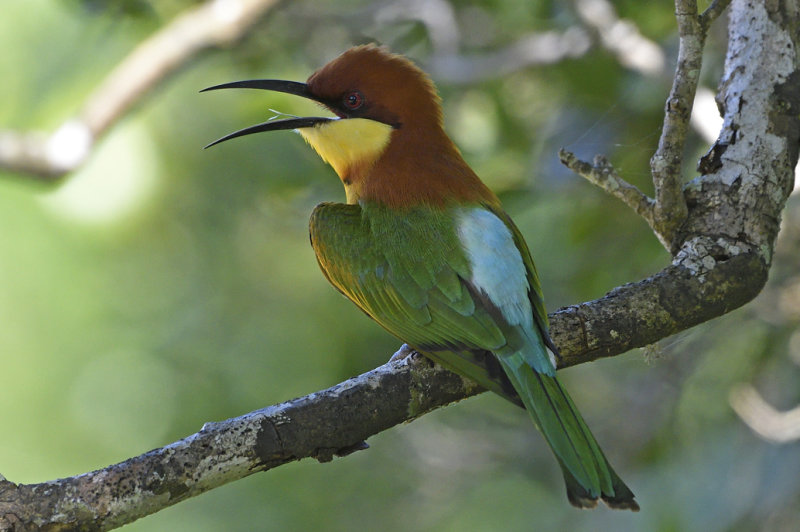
[
  {"left": 204, "top": 45, "right": 493, "bottom": 207},
  {"left": 203, "top": 45, "right": 446, "bottom": 200}
]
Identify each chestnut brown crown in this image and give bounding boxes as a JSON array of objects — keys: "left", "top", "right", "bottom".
[{"left": 305, "top": 44, "right": 444, "bottom": 131}]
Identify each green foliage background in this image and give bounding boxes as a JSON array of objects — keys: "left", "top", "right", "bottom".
[{"left": 2, "top": 1, "right": 799, "bottom": 530}]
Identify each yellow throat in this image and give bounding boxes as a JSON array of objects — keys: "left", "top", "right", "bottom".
[{"left": 298, "top": 118, "right": 393, "bottom": 203}]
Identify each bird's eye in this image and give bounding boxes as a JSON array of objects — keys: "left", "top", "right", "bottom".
[{"left": 343, "top": 90, "right": 364, "bottom": 110}]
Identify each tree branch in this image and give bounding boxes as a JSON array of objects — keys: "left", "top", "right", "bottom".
[
  {"left": 647, "top": 0, "right": 700, "bottom": 248},
  {"left": 0, "top": 248, "right": 771, "bottom": 531},
  {"left": 574, "top": 0, "right": 666, "bottom": 76},
  {"left": 730, "top": 384, "right": 800, "bottom": 443},
  {"left": 699, "top": 0, "right": 733, "bottom": 29},
  {"left": 426, "top": 0, "right": 666, "bottom": 84},
  {"left": 562, "top": 0, "right": 728, "bottom": 252},
  {"left": 557, "top": 151, "right": 657, "bottom": 229},
  {"left": 0, "top": 0, "right": 280, "bottom": 180},
  {"left": 0, "top": 354, "right": 482, "bottom": 532}
]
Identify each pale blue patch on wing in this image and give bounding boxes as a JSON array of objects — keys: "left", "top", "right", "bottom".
[{"left": 456, "top": 208, "right": 534, "bottom": 330}]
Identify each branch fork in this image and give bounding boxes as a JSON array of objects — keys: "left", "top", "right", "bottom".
[{"left": 560, "top": 0, "right": 732, "bottom": 253}]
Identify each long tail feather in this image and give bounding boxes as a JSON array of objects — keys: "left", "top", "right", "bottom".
[{"left": 497, "top": 353, "right": 639, "bottom": 511}]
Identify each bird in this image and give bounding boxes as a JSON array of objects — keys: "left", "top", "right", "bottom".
[{"left": 203, "top": 44, "right": 639, "bottom": 511}]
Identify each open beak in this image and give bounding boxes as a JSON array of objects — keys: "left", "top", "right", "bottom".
[{"left": 201, "top": 79, "right": 335, "bottom": 148}]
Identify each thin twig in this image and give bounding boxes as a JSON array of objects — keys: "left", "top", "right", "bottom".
[
  {"left": 700, "top": 0, "right": 733, "bottom": 29},
  {"left": 564, "top": 0, "right": 722, "bottom": 252},
  {"left": 558, "top": 149, "right": 657, "bottom": 230},
  {"left": 574, "top": 0, "right": 666, "bottom": 76},
  {"left": 648, "top": 0, "right": 703, "bottom": 249}
]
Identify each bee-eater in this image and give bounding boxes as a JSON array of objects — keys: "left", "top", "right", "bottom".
[{"left": 203, "top": 44, "right": 638, "bottom": 511}]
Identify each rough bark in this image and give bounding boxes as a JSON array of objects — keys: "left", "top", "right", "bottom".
[
  {"left": 1, "top": 0, "right": 799, "bottom": 530},
  {"left": 554, "top": 0, "right": 799, "bottom": 364},
  {"left": 0, "top": 355, "right": 481, "bottom": 532}
]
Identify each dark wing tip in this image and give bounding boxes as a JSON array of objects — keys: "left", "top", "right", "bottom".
[
  {"left": 601, "top": 483, "right": 640, "bottom": 512},
  {"left": 566, "top": 489, "right": 640, "bottom": 512},
  {"left": 603, "top": 497, "right": 641, "bottom": 512},
  {"left": 563, "top": 468, "right": 639, "bottom": 512}
]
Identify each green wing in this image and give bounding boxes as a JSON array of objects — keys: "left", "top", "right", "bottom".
[{"left": 309, "top": 201, "right": 520, "bottom": 401}]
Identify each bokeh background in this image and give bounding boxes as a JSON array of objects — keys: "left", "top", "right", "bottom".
[{"left": 2, "top": 0, "right": 799, "bottom": 530}]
